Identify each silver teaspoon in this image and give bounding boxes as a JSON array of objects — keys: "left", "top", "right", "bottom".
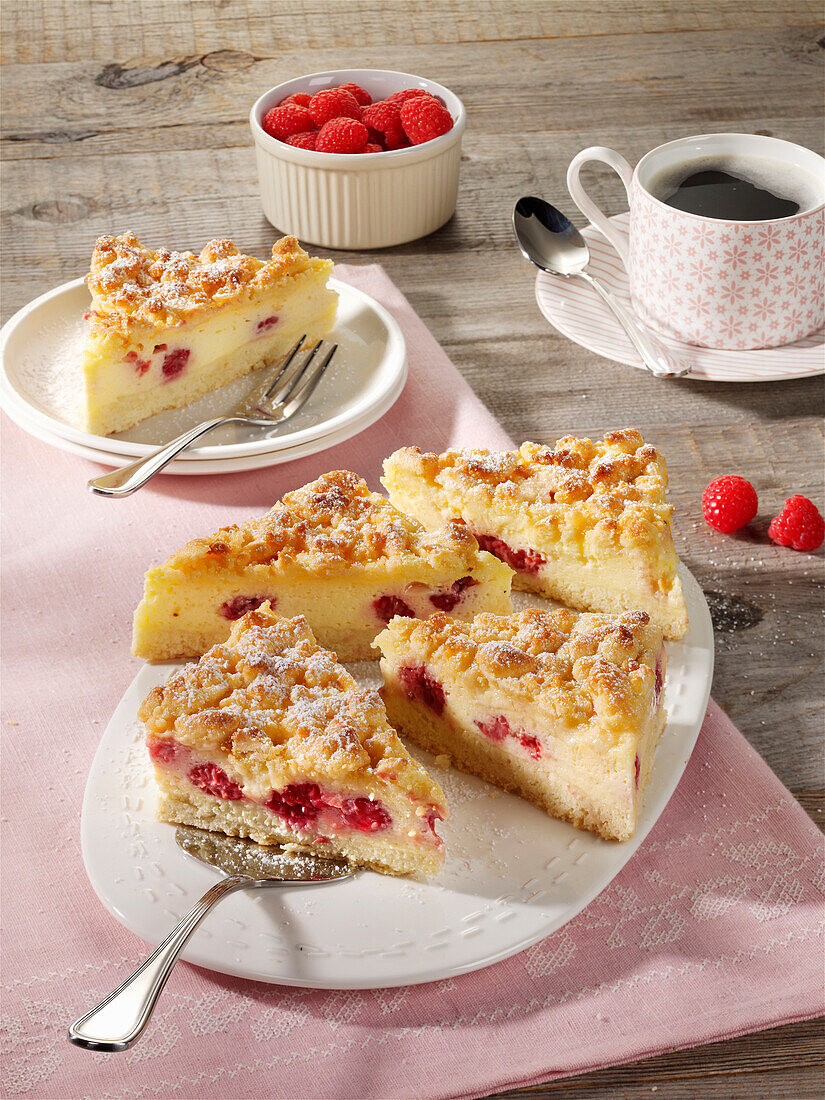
[
  {"left": 68, "top": 827, "right": 354, "bottom": 1052},
  {"left": 512, "top": 196, "right": 689, "bottom": 378}
]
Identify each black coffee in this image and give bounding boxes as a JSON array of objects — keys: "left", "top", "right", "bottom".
[{"left": 659, "top": 168, "right": 799, "bottom": 221}]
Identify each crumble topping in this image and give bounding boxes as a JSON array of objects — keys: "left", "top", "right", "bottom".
[
  {"left": 166, "top": 470, "right": 487, "bottom": 575},
  {"left": 376, "top": 608, "right": 663, "bottom": 723},
  {"left": 383, "top": 430, "right": 674, "bottom": 552},
  {"left": 139, "top": 608, "right": 445, "bottom": 805},
  {"left": 86, "top": 232, "right": 327, "bottom": 332}
]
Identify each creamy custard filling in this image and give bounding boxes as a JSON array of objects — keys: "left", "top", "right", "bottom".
[{"left": 147, "top": 735, "right": 442, "bottom": 851}]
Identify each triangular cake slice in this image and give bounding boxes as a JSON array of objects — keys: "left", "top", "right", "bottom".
[
  {"left": 133, "top": 470, "right": 513, "bottom": 662},
  {"left": 375, "top": 608, "right": 666, "bottom": 842},
  {"left": 139, "top": 607, "right": 447, "bottom": 876},
  {"left": 82, "top": 232, "right": 337, "bottom": 435},
  {"left": 383, "top": 429, "right": 688, "bottom": 639}
]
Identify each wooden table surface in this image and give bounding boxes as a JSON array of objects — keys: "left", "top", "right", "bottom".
[{"left": 2, "top": 2, "right": 823, "bottom": 1095}]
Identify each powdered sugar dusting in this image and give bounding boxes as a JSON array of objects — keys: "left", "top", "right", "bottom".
[{"left": 13, "top": 313, "right": 87, "bottom": 427}]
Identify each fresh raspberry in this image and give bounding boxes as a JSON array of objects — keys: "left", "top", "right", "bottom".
[
  {"left": 286, "top": 130, "right": 318, "bottom": 150},
  {"left": 315, "top": 117, "right": 369, "bottom": 154},
  {"left": 265, "top": 782, "right": 328, "bottom": 829},
  {"left": 429, "top": 575, "right": 477, "bottom": 611},
  {"left": 701, "top": 476, "right": 758, "bottom": 534},
  {"left": 262, "top": 103, "right": 314, "bottom": 141},
  {"left": 340, "top": 797, "right": 391, "bottom": 832},
  {"left": 188, "top": 762, "right": 244, "bottom": 801},
  {"left": 280, "top": 92, "right": 312, "bottom": 108},
  {"left": 768, "top": 495, "right": 825, "bottom": 551},
  {"left": 400, "top": 96, "right": 454, "bottom": 145},
  {"left": 373, "top": 594, "right": 415, "bottom": 622},
  {"left": 398, "top": 665, "right": 446, "bottom": 715},
  {"left": 338, "top": 82, "right": 372, "bottom": 106},
  {"left": 475, "top": 534, "right": 545, "bottom": 574},
  {"left": 519, "top": 734, "right": 542, "bottom": 760},
  {"left": 308, "top": 88, "right": 361, "bottom": 126},
  {"left": 362, "top": 100, "right": 405, "bottom": 147},
  {"left": 147, "top": 737, "right": 178, "bottom": 765},
  {"left": 363, "top": 143, "right": 384, "bottom": 154},
  {"left": 218, "top": 594, "right": 273, "bottom": 620},
  {"left": 385, "top": 88, "right": 432, "bottom": 107},
  {"left": 161, "top": 347, "right": 190, "bottom": 381}
]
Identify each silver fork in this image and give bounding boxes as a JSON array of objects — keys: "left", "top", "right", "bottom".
[{"left": 87, "top": 336, "right": 338, "bottom": 497}]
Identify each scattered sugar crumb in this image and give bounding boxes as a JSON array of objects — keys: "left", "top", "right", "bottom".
[{"left": 435, "top": 754, "right": 451, "bottom": 769}]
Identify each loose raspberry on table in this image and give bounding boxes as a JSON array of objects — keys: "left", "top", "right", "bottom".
[
  {"left": 768, "top": 495, "right": 825, "bottom": 551},
  {"left": 339, "top": 82, "right": 372, "bottom": 106},
  {"left": 309, "top": 87, "right": 362, "bottom": 126},
  {"left": 286, "top": 130, "right": 318, "bottom": 150},
  {"left": 280, "top": 92, "right": 312, "bottom": 108},
  {"left": 361, "top": 101, "right": 405, "bottom": 147},
  {"left": 400, "top": 96, "right": 454, "bottom": 144},
  {"left": 262, "top": 103, "right": 315, "bottom": 141},
  {"left": 315, "top": 117, "right": 369, "bottom": 154},
  {"left": 701, "top": 475, "right": 758, "bottom": 534}
]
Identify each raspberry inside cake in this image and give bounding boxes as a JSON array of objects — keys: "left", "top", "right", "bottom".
[
  {"left": 382, "top": 429, "right": 688, "bottom": 640},
  {"left": 375, "top": 608, "right": 667, "bottom": 842},
  {"left": 82, "top": 233, "right": 337, "bottom": 436},
  {"left": 133, "top": 470, "right": 512, "bottom": 662},
  {"left": 139, "top": 606, "right": 447, "bottom": 876}
]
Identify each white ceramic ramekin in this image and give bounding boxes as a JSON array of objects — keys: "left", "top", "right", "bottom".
[{"left": 249, "top": 68, "right": 466, "bottom": 250}]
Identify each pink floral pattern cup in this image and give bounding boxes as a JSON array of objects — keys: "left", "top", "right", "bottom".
[{"left": 567, "top": 134, "right": 825, "bottom": 350}]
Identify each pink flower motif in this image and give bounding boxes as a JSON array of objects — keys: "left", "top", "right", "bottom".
[
  {"left": 786, "top": 272, "right": 807, "bottom": 297},
  {"left": 723, "top": 244, "right": 748, "bottom": 267},
  {"left": 717, "top": 315, "right": 744, "bottom": 341},
  {"left": 784, "top": 306, "right": 805, "bottom": 330},
  {"left": 741, "top": 233, "right": 753, "bottom": 245},
  {"left": 786, "top": 240, "right": 807, "bottom": 264},
  {"left": 686, "top": 292, "right": 711, "bottom": 319},
  {"left": 754, "top": 261, "right": 781, "bottom": 282},
  {"left": 689, "top": 257, "right": 713, "bottom": 281},
  {"left": 719, "top": 281, "right": 748, "bottom": 307},
  {"left": 757, "top": 224, "right": 783, "bottom": 248},
  {"left": 752, "top": 297, "right": 776, "bottom": 323}
]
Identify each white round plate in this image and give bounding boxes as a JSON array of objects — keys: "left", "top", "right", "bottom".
[
  {"left": 0, "top": 277, "right": 407, "bottom": 459},
  {"left": 2, "top": 361, "right": 406, "bottom": 475},
  {"left": 535, "top": 212, "right": 824, "bottom": 382},
  {"left": 81, "top": 570, "right": 713, "bottom": 989}
]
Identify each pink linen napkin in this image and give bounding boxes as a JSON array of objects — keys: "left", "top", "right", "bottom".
[{"left": 1, "top": 265, "right": 822, "bottom": 1100}]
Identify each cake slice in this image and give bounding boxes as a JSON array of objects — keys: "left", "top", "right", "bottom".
[
  {"left": 139, "top": 607, "right": 447, "bottom": 876},
  {"left": 375, "top": 608, "right": 666, "bottom": 841},
  {"left": 382, "top": 429, "right": 688, "bottom": 639},
  {"left": 82, "top": 232, "right": 337, "bottom": 435},
  {"left": 133, "top": 470, "right": 513, "bottom": 662}
]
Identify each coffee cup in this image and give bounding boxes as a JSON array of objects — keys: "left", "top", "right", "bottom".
[{"left": 567, "top": 133, "right": 824, "bottom": 350}]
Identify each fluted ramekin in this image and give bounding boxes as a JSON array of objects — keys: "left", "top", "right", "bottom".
[{"left": 250, "top": 69, "right": 466, "bottom": 250}]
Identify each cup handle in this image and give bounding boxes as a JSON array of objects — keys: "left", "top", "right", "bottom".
[{"left": 566, "top": 146, "right": 634, "bottom": 268}]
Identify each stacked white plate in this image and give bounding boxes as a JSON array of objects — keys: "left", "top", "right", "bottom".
[{"left": 0, "top": 278, "right": 407, "bottom": 474}]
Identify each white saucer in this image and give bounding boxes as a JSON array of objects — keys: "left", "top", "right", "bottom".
[
  {"left": 80, "top": 575, "right": 713, "bottom": 989},
  {"left": 535, "top": 213, "right": 825, "bottom": 382},
  {"left": 0, "top": 277, "right": 407, "bottom": 468}
]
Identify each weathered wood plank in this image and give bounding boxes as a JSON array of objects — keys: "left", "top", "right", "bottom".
[
  {"left": 485, "top": 1017, "right": 825, "bottom": 1097},
  {"left": 2, "top": 23, "right": 823, "bottom": 158},
  {"left": 1, "top": 0, "right": 820, "bottom": 65}
]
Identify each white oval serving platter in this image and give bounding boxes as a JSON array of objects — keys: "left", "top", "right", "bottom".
[{"left": 80, "top": 573, "right": 713, "bottom": 989}]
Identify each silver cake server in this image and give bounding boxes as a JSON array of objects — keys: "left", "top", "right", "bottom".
[{"left": 68, "top": 827, "right": 354, "bottom": 1052}]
